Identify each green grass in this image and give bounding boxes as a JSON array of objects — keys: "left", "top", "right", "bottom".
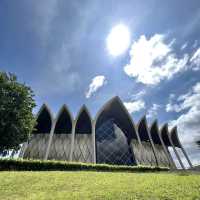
[{"left": 0, "top": 171, "right": 199, "bottom": 200}]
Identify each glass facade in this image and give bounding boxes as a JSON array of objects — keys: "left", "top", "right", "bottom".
[{"left": 96, "top": 118, "right": 135, "bottom": 165}]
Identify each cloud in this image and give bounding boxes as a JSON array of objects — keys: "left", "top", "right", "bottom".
[
  {"left": 168, "top": 82, "right": 200, "bottom": 166},
  {"left": 124, "top": 100, "right": 145, "bottom": 114},
  {"left": 166, "top": 92, "right": 184, "bottom": 112},
  {"left": 181, "top": 42, "right": 188, "bottom": 50},
  {"left": 190, "top": 47, "right": 200, "bottom": 70},
  {"left": 124, "top": 34, "right": 189, "bottom": 85},
  {"left": 130, "top": 90, "right": 146, "bottom": 100},
  {"left": 85, "top": 76, "right": 107, "bottom": 98},
  {"left": 147, "top": 104, "right": 161, "bottom": 119},
  {"left": 166, "top": 103, "right": 183, "bottom": 113},
  {"left": 166, "top": 82, "right": 200, "bottom": 113}
]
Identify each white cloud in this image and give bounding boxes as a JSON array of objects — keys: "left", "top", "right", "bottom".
[
  {"left": 165, "top": 93, "right": 180, "bottom": 112},
  {"left": 85, "top": 76, "right": 107, "bottom": 98},
  {"left": 166, "top": 83, "right": 200, "bottom": 113},
  {"left": 181, "top": 42, "right": 188, "bottom": 50},
  {"left": 166, "top": 92, "right": 184, "bottom": 112},
  {"left": 168, "top": 82, "right": 200, "bottom": 166},
  {"left": 124, "top": 34, "right": 189, "bottom": 85},
  {"left": 124, "top": 100, "right": 145, "bottom": 114},
  {"left": 166, "top": 103, "right": 183, "bottom": 113},
  {"left": 147, "top": 104, "right": 161, "bottom": 119},
  {"left": 190, "top": 47, "right": 200, "bottom": 70},
  {"left": 130, "top": 90, "right": 146, "bottom": 100}
]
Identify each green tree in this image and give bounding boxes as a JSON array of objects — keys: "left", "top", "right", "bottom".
[{"left": 0, "top": 72, "right": 36, "bottom": 156}]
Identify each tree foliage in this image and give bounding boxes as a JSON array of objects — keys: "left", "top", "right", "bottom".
[{"left": 0, "top": 72, "right": 36, "bottom": 156}]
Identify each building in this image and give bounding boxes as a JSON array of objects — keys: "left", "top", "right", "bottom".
[{"left": 19, "top": 96, "right": 193, "bottom": 169}]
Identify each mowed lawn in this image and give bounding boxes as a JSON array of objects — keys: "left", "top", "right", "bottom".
[{"left": 0, "top": 171, "right": 199, "bottom": 200}]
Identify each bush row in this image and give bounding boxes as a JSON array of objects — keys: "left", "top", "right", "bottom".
[{"left": 0, "top": 159, "right": 169, "bottom": 172}]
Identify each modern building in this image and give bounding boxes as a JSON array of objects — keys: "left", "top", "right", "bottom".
[{"left": 20, "top": 96, "right": 193, "bottom": 169}]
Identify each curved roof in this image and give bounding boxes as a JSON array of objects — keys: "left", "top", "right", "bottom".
[
  {"left": 33, "top": 97, "right": 181, "bottom": 144},
  {"left": 170, "top": 126, "right": 181, "bottom": 148},
  {"left": 150, "top": 120, "right": 162, "bottom": 145},
  {"left": 160, "top": 124, "right": 171, "bottom": 146},
  {"left": 137, "top": 116, "right": 150, "bottom": 141},
  {"left": 95, "top": 96, "right": 138, "bottom": 141},
  {"left": 75, "top": 105, "right": 92, "bottom": 134},
  {"left": 54, "top": 104, "right": 73, "bottom": 134},
  {"left": 33, "top": 104, "right": 53, "bottom": 134}
]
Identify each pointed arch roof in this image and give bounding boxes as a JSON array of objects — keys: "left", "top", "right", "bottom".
[
  {"left": 36, "top": 103, "right": 54, "bottom": 121},
  {"left": 150, "top": 120, "right": 162, "bottom": 145},
  {"left": 33, "top": 103, "right": 53, "bottom": 134},
  {"left": 160, "top": 123, "right": 171, "bottom": 146},
  {"left": 137, "top": 115, "right": 150, "bottom": 141},
  {"left": 170, "top": 126, "right": 181, "bottom": 148},
  {"left": 95, "top": 96, "right": 138, "bottom": 140},
  {"left": 75, "top": 105, "right": 92, "bottom": 134},
  {"left": 54, "top": 104, "right": 73, "bottom": 134}
]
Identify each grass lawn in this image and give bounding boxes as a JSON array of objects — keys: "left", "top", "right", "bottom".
[{"left": 0, "top": 171, "right": 199, "bottom": 200}]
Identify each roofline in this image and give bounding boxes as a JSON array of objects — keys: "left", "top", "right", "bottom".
[
  {"left": 75, "top": 104, "right": 92, "bottom": 123},
  {"left": 36, "top": 103, "right": 54, "bottom": 124},
  {"left": 94, "top": 96, "right": 137, "bottom": 128},
  {"left": 94, "top": 96, "right": 139, "bottom": 140},
  {"left": 55, "top": 104, "right": 74, "bottom": 122}
]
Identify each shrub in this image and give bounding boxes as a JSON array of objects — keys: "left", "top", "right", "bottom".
[{"left": 0, "top": 159, "right": 169, "bottom": 172}]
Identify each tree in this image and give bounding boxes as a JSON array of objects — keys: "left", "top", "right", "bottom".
[{"left": 0, "top": 72, "right": 36, "bottom": 156}]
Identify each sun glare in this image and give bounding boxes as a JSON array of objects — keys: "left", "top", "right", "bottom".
[{"left": 106, "top": 24, "right": 131, "bottom": 56}]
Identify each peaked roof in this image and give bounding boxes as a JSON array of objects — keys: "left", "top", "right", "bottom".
[{"left": 95, "top": 96, "right": 138, "bottom": 140}]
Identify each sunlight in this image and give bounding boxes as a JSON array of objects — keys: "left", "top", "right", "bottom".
[{"left": 106, "top": 24, "right": 131, "bottom": 56}]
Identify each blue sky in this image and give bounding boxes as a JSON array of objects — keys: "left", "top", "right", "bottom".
[{"left": 0, "top": 0, "right": 200, "bottom": 166}]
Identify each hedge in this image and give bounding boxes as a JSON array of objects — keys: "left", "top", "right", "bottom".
[{"left": 0, "top": 159, "right": 169, "bottom": 172}]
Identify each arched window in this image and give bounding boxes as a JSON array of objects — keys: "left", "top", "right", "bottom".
[
  {"left": 54, "top": 105, "right": 72, "bottom": 134},
  {"left": 95, "top": 96, "right": 136, "bottom": 165},
  {"left": 150, "top": 121, "right": 162, "bottom": 145},
  {"left": 48, "top": 105, "right": 73, "bottom": 161},
  {"left": 137, "top": 116, "right": 157, "bottom": 166},
  {"left": 24, "top": 104, "right": 53, "bottom": 159},
  {"left": 75, "top": 106, "right": 92, "bottom": 134},
  {"left": 170, "top": 127, "right": 181, "bottom": 148},
  {"left": 137, "top": 117, "right": 150, "bottom": 141},
  {"left": 160, "top": 124, "right": 176, "bottom": 167},
  {"left": 160, "top": 124, "right": 171, "bottom": 147},
  {"left": 170, "top": 127, "right": 193, "bottom": 168},
  {"left": 73, "top": 105, "right": 93, "bottom": 163},
  {"left": 33, "top": 104, "right": 53, "bottom": 134},
  {"left": 150, "top": 121, "right": 171, "bottom": 167}
]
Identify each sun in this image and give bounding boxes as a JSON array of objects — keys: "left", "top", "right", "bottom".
[{"left": 106, "top": 24, "right": 131, "bottom": 56}]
